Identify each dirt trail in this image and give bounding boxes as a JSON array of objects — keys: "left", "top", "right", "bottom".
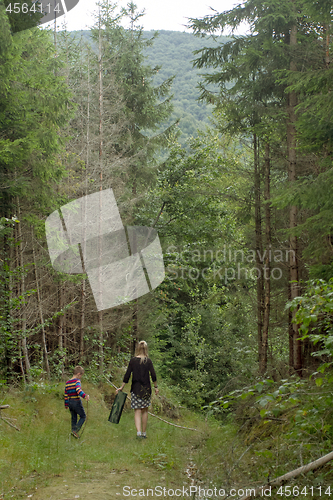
[
  {"left": 27, "top": 464, "right": 179, "bottom": 500},
  {"left": 31, "top": 469, "right": 125, "bottom": 500}
]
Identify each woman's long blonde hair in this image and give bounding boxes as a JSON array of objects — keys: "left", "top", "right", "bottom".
[{"left": 134, "top": 340, "right": 148, "bottom": 363}]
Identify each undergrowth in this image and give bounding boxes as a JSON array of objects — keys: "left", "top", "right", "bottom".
[
  {"left": 198, "top": 371, "right": 333, "bottom": 498},
  {"left": 1, "top": 373, "right": 333, "bottom": 499}
]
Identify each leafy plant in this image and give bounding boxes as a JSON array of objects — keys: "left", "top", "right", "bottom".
[{"left": 288, "top": 278, "right": 333, "bottom": 369}]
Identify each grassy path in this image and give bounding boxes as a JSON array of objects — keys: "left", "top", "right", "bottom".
[
  {"left": 30, "top": 463, "right": 181, "bottom": 500},
  {"left": 28, "top": 412, "right": 201, "bottom": 500},
  {"left": 0, "top": 383, "right": 211, "bottom": 500},
  {"left": 4, "top": 381, "right": 331, "bottom": 500}
]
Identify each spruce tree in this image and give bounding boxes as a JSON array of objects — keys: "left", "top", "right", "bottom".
[
  {"left": 189, "top": 0, "right": 328, "bottom": 374},
  {"left": 91, "top": 1, "right": 176, "bottom": 214},
  {"left": 0, "top": 25, "right": 73, "bottom": 380}
]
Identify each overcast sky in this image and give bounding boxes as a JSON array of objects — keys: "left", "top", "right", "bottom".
[{"left": 52, "top": 0, "right": 243, "bottom": 33}]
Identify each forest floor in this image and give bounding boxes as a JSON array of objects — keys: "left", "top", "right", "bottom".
[
  {"left": 12, "top": 415, "right": 204, "bottom": 500},
  {"left": 19, "top": 462, "right": 181, "bottom": 500},
  {"left": 2, "top": 379, "right": 333, "bottom": 500},
  {"left": 0, "top": 381, "right": 214, "bottom": 500}
]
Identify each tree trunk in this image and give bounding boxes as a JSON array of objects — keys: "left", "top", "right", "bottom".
[
  {"left": 131, "top": 177, "right": 139, "bottom": 355},
  {"left": 32, "top": 234, "right": 51, "bottom": 380},
  {"left": 288, "top": 278, "right": 294, "bottom": 374},
  {"left": 78, "top": 41, "right": 91, "bottom": 363},
  {"left": 18, "top": 342, "right": 26, "bottom": 384},
  {"left": 287, "top": 17, "right": 301, "bottom": 375},
  {"left": 260, "top": 142, "right": 271, "bottom": 375},
  {"left": 58, "top": 283, "right": 65, "bottom": 377},
  {"left": 17, "top": 200, "right": 31, "bottom": 382},
  {"left": 80, "top": 279, "right": 86, "bottom": 360},
  {"left": 254, "top": 134, "right": 264, "bottom": 370},
  {"left": 98, "top": 11, "right": 104, "bottom": 376},
  {"left": 2, "top": 231, "right": 11, "bottom": 378}
]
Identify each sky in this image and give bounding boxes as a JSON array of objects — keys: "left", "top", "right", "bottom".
[{"left": 50, "top": 0, "right": 243, "bottom": 33}]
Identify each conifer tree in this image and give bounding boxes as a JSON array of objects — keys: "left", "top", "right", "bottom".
[
  {"left": 88, "top": 1, "right": 177, "bottom": 353},
  {"left": 274, "top": 0, "right": 333, "bottom": 281},
  {"left": 0, "top": 24, "right": 73, "bottom": 380},
  {"left": 91, "top": 1, "right": 176, "bottom": 212},
  {"left": 2, "top": 0, "right": 43, "bottom": 33},
  {"left": 189, "top": 0, "right": 328, "bottom": 374}
]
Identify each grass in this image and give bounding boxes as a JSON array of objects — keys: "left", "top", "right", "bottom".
[
  {"left": 2, "top": 377, "right": 333, "bottom": 499},
  {"left": 0, "top": 381, "right": 208, "bottom": 499}
]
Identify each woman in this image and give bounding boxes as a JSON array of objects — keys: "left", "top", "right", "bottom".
[{"left": 116, "top": 340, "right": 158, "bottom": 438}]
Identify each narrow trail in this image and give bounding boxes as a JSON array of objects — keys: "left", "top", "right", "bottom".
[
  {"left": 28, "top": 461, "right": 190, "bottom": 500},
  {"left": 31, "top": 464, "right": 136, "bottom": 500}
]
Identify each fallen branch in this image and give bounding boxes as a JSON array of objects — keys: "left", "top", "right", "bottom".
[
  {"left": 0, "top": 416, "right": 20, "bottom": 431},
  {"left": 147, "top": 411, "right": 199, "bottom": 432},
  {"left": 0, "top": 405, "right": 20, "bottom": 431},
  {"left": 104, "top": 375, "right": 199, "bottom": 432},
  {"left": 238, "top": 450, "right": 333, "bottom": 500}
]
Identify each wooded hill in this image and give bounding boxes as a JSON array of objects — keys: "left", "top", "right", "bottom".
[
  {"left": 77, "top": 29, "right": 228, "bottom": 144},
  {"left": 143, "top": 30, "right": 227, "bottom": 142},
  {"left": 0, "top": 0, "right": 333, "bottom": 464}
]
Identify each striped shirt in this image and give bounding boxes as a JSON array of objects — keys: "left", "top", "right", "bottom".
[{"left": 64, "top": 378, "right": 86, "bottom": 408}]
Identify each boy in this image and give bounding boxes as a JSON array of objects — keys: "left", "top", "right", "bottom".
[{"left": 64, "top": 366, "right": 90, "bottom": 438}]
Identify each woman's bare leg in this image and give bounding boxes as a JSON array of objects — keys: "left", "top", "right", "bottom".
[
  {"left": 142, "top": 407, "right": 149, "bottom": 433},
  {"left": 134, "top": 409, "right": 141, "bottom": 433}
]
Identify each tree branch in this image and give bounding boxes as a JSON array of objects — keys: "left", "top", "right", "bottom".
[{"left": 238, "top": 450, "right": 333, "bottom": 500}]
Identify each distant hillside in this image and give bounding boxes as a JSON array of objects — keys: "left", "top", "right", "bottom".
[
  {"left": 142, "top": 30, "right": 228, "bottom": 144},
  {"left": 72, "top": 30, "right": 228, "bottom": 145}
]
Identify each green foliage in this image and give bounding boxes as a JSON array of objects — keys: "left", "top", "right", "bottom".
[
  {"left": 142, "top": 30, "right": 228, "bottom": 145},
  {"left": 0, "top": 1, "right": 12, "bottom": 55},
  {"left": 91, "top": 4, "right": 176, "bottom": 170},
  {"left": 137, "top": 131, "right": 242, "bottom": 239},
  {"left": 2, "top": 0, "right": 43, "bottom": 33},
  {"left": 213, "top": 377, "right": 304, "bottom": 416},
  {"left": 204, "top": 370, "right": 333, "bottom": 483},
  {"left": 189, "top": 0, "right": 328, "bottom": 146},
  {"left": 190, "top": 0, "right": 333, "bottom": 284},
  {"left": 73, "top": 29, "right": 225, "bottom": 146},
  {"left": 288, "top": 279, "right": 333, "bottom": 366},
  {"left": 0, "top": 220, "right": 76, "bottom": 382},
  {"left": 0, "top": 27, "right": 73, "bottom": 217},
  {"left": 272, "top": 169, "right": 333, "bottom": 279},
  {"left": 0, "top": 218, "right": 22, "bottom": 379},
  {"left": 133, "top": 131, "right": 261, "bottom": 408}
]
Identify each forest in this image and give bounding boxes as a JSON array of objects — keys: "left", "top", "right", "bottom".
[
  {"left": 0, "top": 0, "right": 333, "bottom": 498},
  {"left": 78, "top": 28, "right": 227, "bottom": 144}
]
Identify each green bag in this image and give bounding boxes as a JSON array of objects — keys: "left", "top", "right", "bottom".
[{"left": 108, "top": 391, "right": 127, "bottom": 424}]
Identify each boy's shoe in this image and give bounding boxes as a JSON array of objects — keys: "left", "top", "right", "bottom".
[
  {"left": 141, "top": 435, "right": 147, "bottom": 439},
  {"left": 72, "top": 431, "right": 79, "bottom": 439}
]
